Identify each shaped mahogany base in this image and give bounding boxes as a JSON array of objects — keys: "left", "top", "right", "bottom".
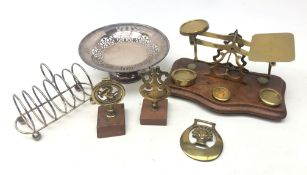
[
  {"left": 140, "top": 99, "right": 168, "bottom": 125},
  {"left": 166, "top": 58, "right": 287, "bottom": 120},
  {"left": 97, "top": 104, "right": 125, "bottom": 138}
]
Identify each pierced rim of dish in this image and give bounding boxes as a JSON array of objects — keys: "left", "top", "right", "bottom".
[{"left": 79, "top": 23, "right": 170, "bottom": 73}]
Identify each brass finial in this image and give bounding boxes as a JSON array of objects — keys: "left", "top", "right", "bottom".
[
  {"left": 139, "top": 67, "right": 170, "bottom": 111},
  {"left": 91, "top": 79, "right": 125, "bottom": 117}
]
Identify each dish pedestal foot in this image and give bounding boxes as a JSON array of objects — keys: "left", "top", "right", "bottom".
[{"left": 109, "top": 71, "right": 141, "bottom": 84}]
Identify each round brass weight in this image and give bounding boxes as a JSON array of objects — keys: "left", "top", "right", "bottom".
[
  {"left": 259, "top": 88, "right": 282, "bottom": 107},
  {"left": 212, "top": 86, "right": 231, "bottom": 102},
  {"left": 171, "top": 68, "right": 197, "bottom": 87}
]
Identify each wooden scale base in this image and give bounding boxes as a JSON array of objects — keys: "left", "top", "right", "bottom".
[{"left": 166, "top": 58, "right": 287, "bottom": 120}]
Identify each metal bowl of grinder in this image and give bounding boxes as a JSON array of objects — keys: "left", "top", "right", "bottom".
[{"left": 79, "top": 23, "right": 170, "bottom": 83}]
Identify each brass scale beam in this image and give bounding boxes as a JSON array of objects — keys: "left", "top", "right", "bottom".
[{"left": 180, "top": 19, "right": 295, "bottom": 80}]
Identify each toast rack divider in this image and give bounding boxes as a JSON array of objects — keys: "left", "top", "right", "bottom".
[{"left": 13, "top": 63, "right": 93, "bottom": 141}]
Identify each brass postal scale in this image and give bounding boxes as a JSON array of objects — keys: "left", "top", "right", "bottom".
[{"left": 167, "top": 19, "right": 295, "bottom": 120}]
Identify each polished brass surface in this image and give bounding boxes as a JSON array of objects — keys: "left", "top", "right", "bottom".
[
  {"left": 180, "top": 20, "right": 209, "bottom": 67},
  {"left": 267, "top": 62, "right": 276, "bottom": 78},
  {"left": 206, "top": 30, "right": 249, "bottom": 82},
  {"left": 91, "top": 79, "right": 125, "bottom": 117},
  {"left": 181, "top": 20, "right": 250, "bottom": 82},
  {"left": 259, "top": 88, "right": 282, "bottom": 107},
  {"left": 180, "top": 119, "right": 223, "bottom": 161},
  {"left": 212, "top": 86, "right": 231, "bottom": 102},
  {"left": 171, "top": 68, "right": 197, "bottom": 87},
  {"left": 139, "top": 67, "right": 170, "bottom": 111},
  {"left": 180, "top": 19, "right": 295, "bottom": 80},
  {"left": 249, "top": 33, "right": 295, "bottom": 62},
  {"left": 180, "top": 19, "right": 209, "bottom": 36},
  {"left": 193, "top": 35, "right": 198, "bottom": 64}
]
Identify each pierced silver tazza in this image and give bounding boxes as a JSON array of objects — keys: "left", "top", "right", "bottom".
[{"left": 79, "top": 23, "right": 170, "bottom": 83}]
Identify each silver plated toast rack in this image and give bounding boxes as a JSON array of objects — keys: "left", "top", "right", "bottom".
[{"left": 13, "top": 63, "right": 93, "bottom": 141}]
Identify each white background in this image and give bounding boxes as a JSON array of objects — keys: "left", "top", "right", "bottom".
[{"left": 0, "top": 0, "right": 306, "bottom": 174}]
